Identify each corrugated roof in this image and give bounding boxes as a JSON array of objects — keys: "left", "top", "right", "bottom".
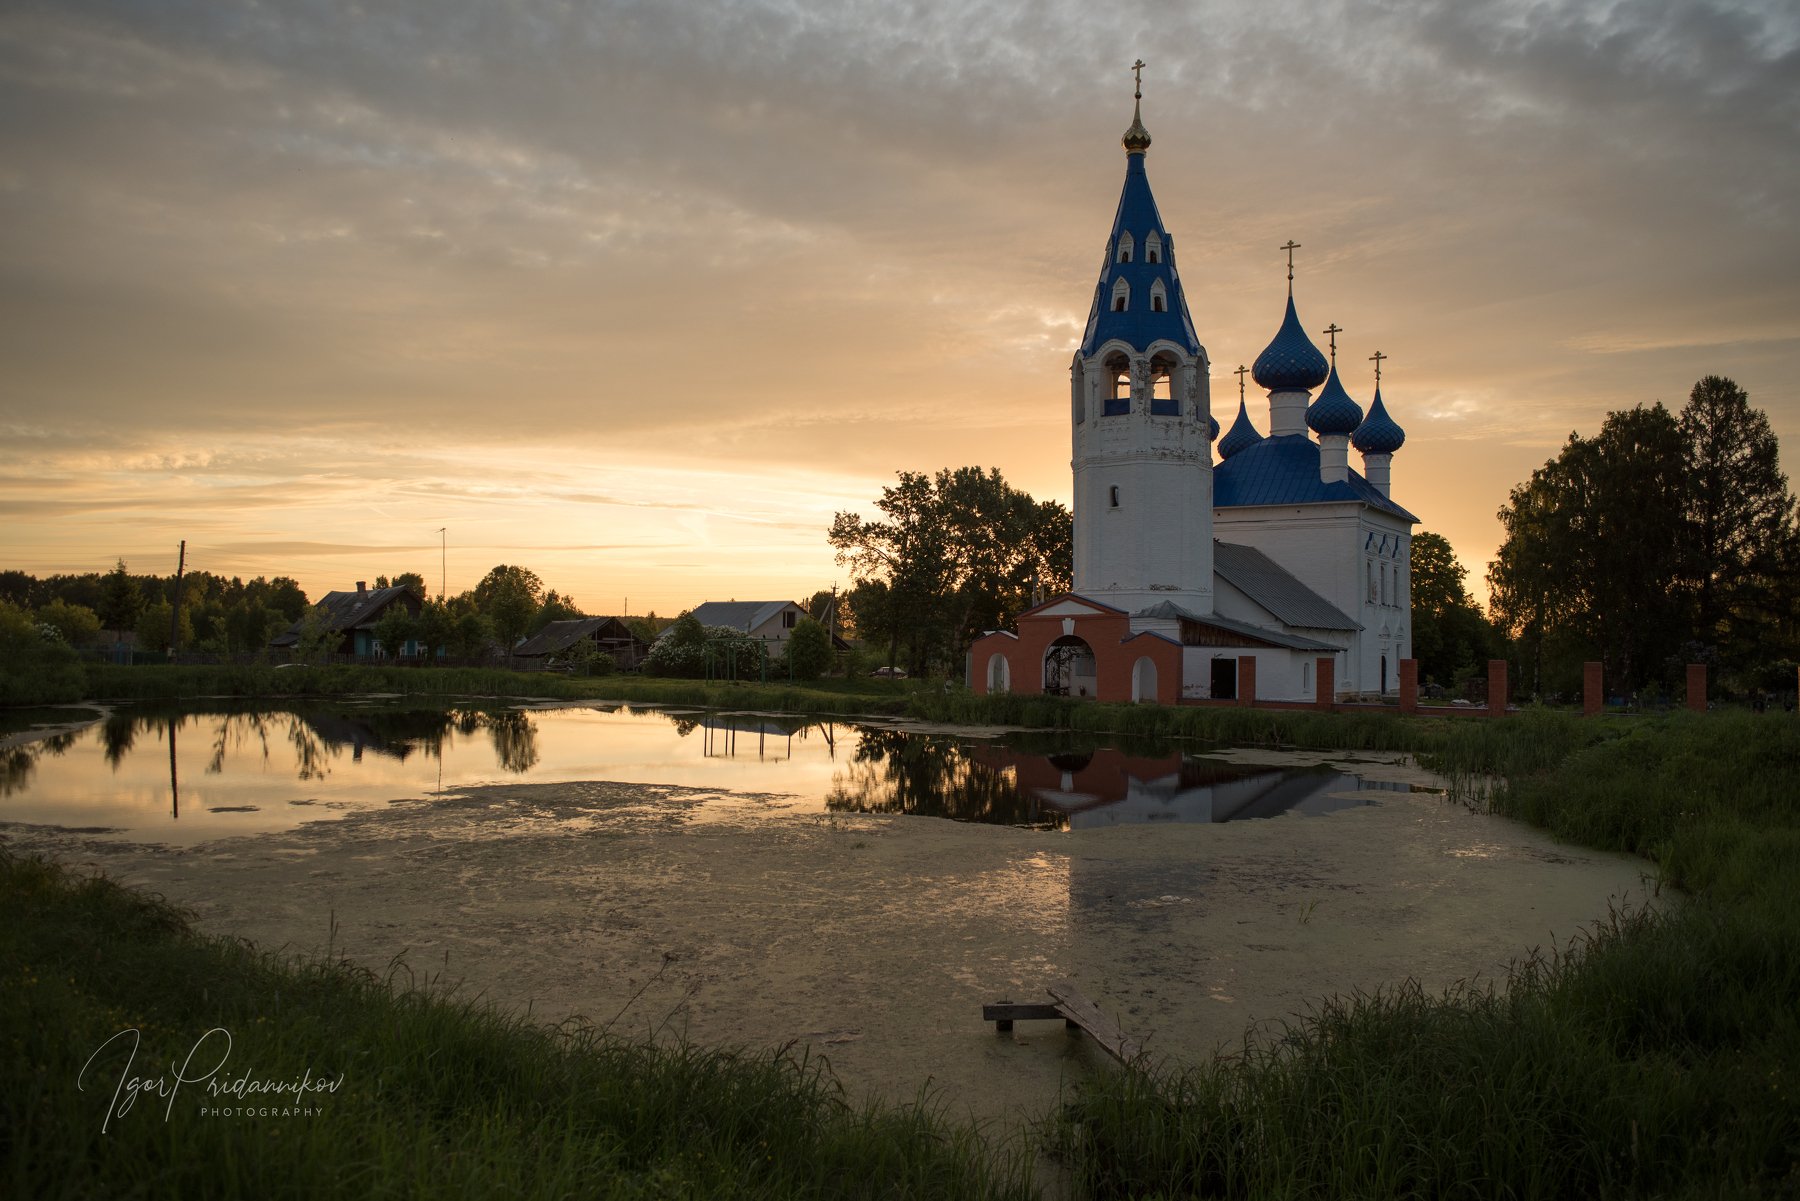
[
  {"left": 687, "top": 600, "right": 796, "bottom": 634},
  {"left": 1213, "top": 433, "right": 1418, "bottom": 522},
  {"left": 513, "top": 617, "right": 639, "bottom": 658},
  {"left": 270, "top": 585, "right": 413, "bottom": 645},
  {"left": 1214, "top": 543, "right": 1359, "bottom": 631}
]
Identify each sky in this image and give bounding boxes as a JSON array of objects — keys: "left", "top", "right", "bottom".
[{"left": 2, "top": 0, "right": 1796, "bottom": 614}]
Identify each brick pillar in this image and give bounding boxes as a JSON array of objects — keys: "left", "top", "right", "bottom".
[
  {"left": 1687, "top": 663, "right": 1707, "bottom": 713},
  {"left": 1583, "top": 662, "right": 1603, "bottom": 717},
  {"left": 1399, "top": 659, "right": 1419, "bottom": 714},
  {"left": 1238, "top": 655, "right": 1257, "bottom": 707},
  {"left": 1487, "top": 659, "right": 1508, "bottom": 718},
  {"left": 1316, "top": 656, "right": 1335, "bottom": 710}
]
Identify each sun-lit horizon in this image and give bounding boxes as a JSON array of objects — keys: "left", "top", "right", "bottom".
[{"left": 5, "top": 2, "right": 1796, "bottom": 615}]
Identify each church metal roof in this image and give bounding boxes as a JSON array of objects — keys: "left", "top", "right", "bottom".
[
  {"left": 1133, "top": 601, "right": 1342, "bottom": 652},
  {"left": 1214, "top": 542, "right": 1360, "bottom": 630},
  {"left": 1213, "top": 433, "right": 1419, "bottom": 522},
  {"left": 1077, "top": 151, "right": 1203, "bottom": 358}
]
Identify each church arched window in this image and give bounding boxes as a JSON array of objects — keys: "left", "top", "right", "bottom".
[
  {"left": 1145, "top": 231, "right": 1162, "bottom": 263},
  {"left": 1116, "top": 233, "right": 1134, "bottom": 263},
  {"left": 1104, "top": 352, "right": 1130, "bottom": 416},
  {"left": 1149, "top": 352, "right": 1178, "bottom": 416},
  {"left": 1149, "top": 279, "right": 1168, "bottom": 313},
  {"left": 1111, "top": 278, "right": 1130, "bottom": 312},
  {"left": 1109, "top": 485, "right": 1121, "bottom": 508}
]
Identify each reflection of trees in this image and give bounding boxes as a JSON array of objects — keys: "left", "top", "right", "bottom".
[
  {"left": 824, "top": 730, "right": 1066, "bottom": 828},
  {"left": 484, "top": 710, "right": 539, "bottom": 774},
  {"left": 0, "top": 732, "right": 77, "bottom": 798}
]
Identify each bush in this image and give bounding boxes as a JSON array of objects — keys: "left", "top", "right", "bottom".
[
  {"left": 786, "top": 617, "right": 833, "bottom": 681},
  {"left": 0, "top": 600, "right": 84, "bottom": 703},
  {"left": 641, "top": 615, "right": 769, "bottom": 680}
]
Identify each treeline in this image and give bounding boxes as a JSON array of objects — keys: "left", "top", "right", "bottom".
[
  {"left": 1489, "top": 375, "right": 1798, "bottom": 699},
  {"left": 0, "top": 562, "right": 671, "bottom": 660}
]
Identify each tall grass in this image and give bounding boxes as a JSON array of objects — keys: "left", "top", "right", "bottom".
[
  {"left": 0, "top": 850, "right": 1033, "bottom": 1200},
  {"left": 1052, "top": 710, "right": 1800, "bottom": 1198}
]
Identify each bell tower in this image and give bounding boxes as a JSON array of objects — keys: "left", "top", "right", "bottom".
[{"left": 1070, "top": 65, "right": 1216, "bottom": 615}]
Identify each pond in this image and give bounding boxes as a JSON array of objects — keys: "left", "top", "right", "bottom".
[{"left": 0, "top": 699, "right": 1408, "bottom": 844}]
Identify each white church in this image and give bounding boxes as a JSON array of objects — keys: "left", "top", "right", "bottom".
[{"left": 968, "top": 82, "right": 1415, "bottom": 705}]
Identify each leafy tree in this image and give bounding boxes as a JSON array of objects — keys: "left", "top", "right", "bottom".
[
  {"left": 450, "top": 610, "right": 493, "bottom": 660},
  {"left": 829, "top": 467, "right": 1071, "bottom": 675},
  {"left": 35, "top": 599, "right": 101, "bottom": 647},
  {"left": 1678, "top": 376, "right": 1796, "bottom": 663},
  {"left": 534, "top": 589, "right": 584, "bottom": 632},
  {"left": 559, "top": 637, "right": 616, "bottom": 676},
  {"left": 134, "top": 601, "right": 191, "bottom": 654},
  {"left": 626, "top": 612, "right": 666, "bottom": 644},
  {"left": 372, "top": 603, "right": 419, "bottom": 659},
  {"left": 1407, "top": 532, "right": 1495, "bottom": 689},
  {"left": 291, "top": 605, "right": 341, "bottom": 665},
  {"left": 376, "top": 572, "right": 428, "bottom": 600},
  {"left": 414, "top": 599, "right": 453, "bottom": 661},
  {"left": 98, "top": 560, "right": 143, "bottom": 633},
  {"left": 785, "top": 616, "right": 834, "bottom": 681},
  {"left": 0, "top": 600, "right": 82, "bottom": 703},
  {"left": 472, "top": 565, "right": 542, "bottom": 656},
  {"left": 1489, "top": 383, "right": 1797, "bottom": 697}
]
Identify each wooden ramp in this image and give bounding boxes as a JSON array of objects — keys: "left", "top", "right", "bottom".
[{"left": 981, "top": 979, "right": 1144, "bottom": 1064}]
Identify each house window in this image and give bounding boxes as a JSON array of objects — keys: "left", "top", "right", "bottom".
[{"left": 783, "top": 610, "right": 797, "bottom": 629}]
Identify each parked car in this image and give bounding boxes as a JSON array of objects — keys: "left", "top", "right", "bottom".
[{"left": 869, "top": 666, "right": 908, "bottom": 679}]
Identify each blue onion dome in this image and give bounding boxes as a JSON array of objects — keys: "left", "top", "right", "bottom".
[
  {"left": 1217, "top": 400, "right": 1263, "bottom": 459},
  {"left": 1207, "top": 412, "right": 1221, "bottom": 441},
  {"left": 1352, "top": 387, "right": 1406, "bottom": 453},
  {"left": 1306, "top": 361, "right": 1364, "bottom": 436},
  {"left": 1251, "top": 296, "right": 1330, "bottom": 392}
]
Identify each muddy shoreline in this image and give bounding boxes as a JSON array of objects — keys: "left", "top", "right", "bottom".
[{"left": 7, "top": 746, "right": 1655, "bottom": 1130}]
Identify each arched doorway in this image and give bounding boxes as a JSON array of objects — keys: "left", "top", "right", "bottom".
[
  {"left": 987, "top": 652, "right": 1011, "bottom": 694},
  {"left": 1044, "top": 635, "right": 1098, "bottom": 698},
  {"left": 1131, "top": 656, "right": 1158, "bottom": 702}
]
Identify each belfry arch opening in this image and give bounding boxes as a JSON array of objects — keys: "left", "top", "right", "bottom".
[
  {"left": 1044, "top": 635, "right": 1098, "bottom": 698},
  {"left": 1103, "top": 352, "right": 1130, "bottom": 416},
  {"left": 1150, "top": 352, "right": 1179, "bottom": 416},
  {"left": 986, "top": 652, "right": 1011, "bottom": 694}
]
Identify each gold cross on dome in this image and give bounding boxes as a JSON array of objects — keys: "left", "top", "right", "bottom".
[
  {"left": 1369, "top": 349, "right": 1387, "bottom": 386},
  {"left": 1280, "top": 240, "right": 1300, "bottom": 285},
  {"left": 1234, "top": 363, "right": 1248, "bottom": 402},
  {"left": 1323, "top": 323, "right": 1342, "bottom": 364},
  {"left": 1132, "top": 59, "right": 1145, "bottom": 98}
]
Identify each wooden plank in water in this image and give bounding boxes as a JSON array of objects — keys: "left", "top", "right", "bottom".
[
  {"left": 1046, "top": 980, "right": 1144, "bottom": 1064},
  {"left": 982, "top": 1002, "right": 1064, "bottom": 1028}
]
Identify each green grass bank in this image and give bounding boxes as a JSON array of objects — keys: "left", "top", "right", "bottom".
[
  {"left": 0, "top": 850, "right": 1033, "bottom": 1200},
  {"left": 1051, "top": 709, "right": 1800, "bottom": 1199}
]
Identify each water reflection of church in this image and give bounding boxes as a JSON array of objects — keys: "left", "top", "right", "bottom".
[{"left": 971, "top": 747, "right": 1403, "bottom": 829}]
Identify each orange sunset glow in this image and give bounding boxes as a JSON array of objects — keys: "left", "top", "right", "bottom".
[{"left": 3, "top": 2, "right": 1795, "bottom": 611}]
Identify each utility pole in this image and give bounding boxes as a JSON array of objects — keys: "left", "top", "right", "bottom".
[
  {"left": 437, "top": 528, "right": 447, "bottom": 600},
  {"left": 169, "top": 540, "right": 187, "bottom": 658}
]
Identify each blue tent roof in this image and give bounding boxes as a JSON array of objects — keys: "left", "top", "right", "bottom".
[
  {"left": 1214, "top": 433, "right": 1418, "bottom": 521},
  {"left": 1307, "top": 361, "right": 1364, "bottom": 435},
  {"left": 1251, "top": 295, "right": 1329, "bottom": 392},
  {"left": 1352, "top": 387, "right": 1407, "bottom": 453},
  {"left": 1078, "top": 152, "right": 1202, "bottom": 357},
  {"left": 1217, "top": 400, "right": 1263, "bottom": 459}
]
